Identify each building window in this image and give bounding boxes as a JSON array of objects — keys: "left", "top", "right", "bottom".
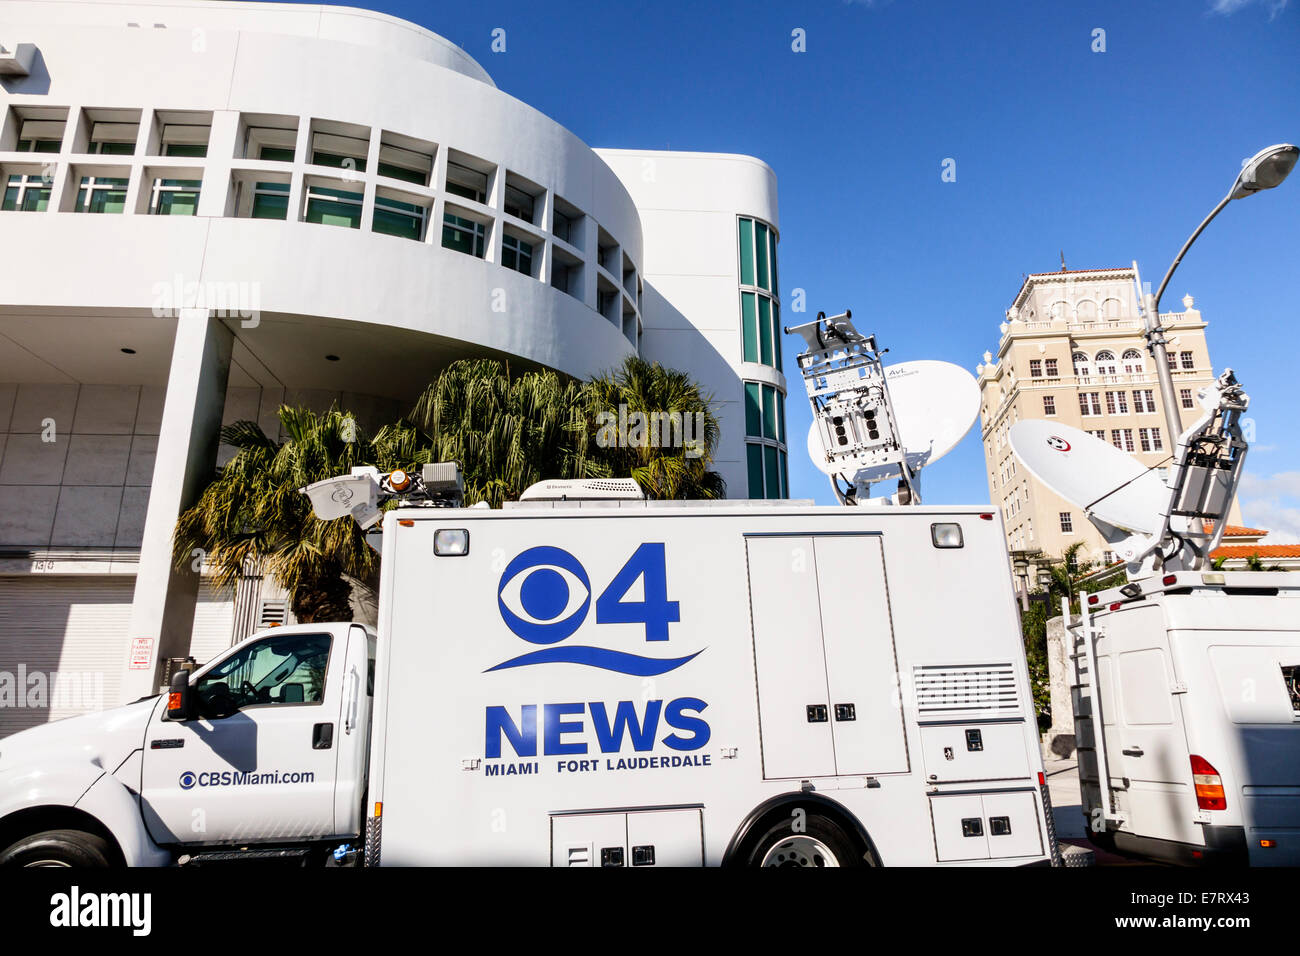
[
  {"left": 1072, "top": 351, "right": 1090, "bottom": 377},
  {"left": 1180, "top": 388, "right": 1194, "bottom": 409},
  {"left": 746, "top": 444, "right": 788, "bottom": 500},
  {"left": 377, "top": 139, "right": 434, "bottom": 187},
  {"left": 1042, "top": 395, "right": 1056, "bottom": 416},
  {"left": 88, "top": 120, "right": 138, "bottom": 155},
  {"left": 74, "top": 175, "right": 128, "bottom": 214},
  {"left": 304, "top": 183, "right": 362, "bottom": 228},
  {"left": 1134, "top": 389, "right": 1156, "bottom": 414},
  {"left": 1105, "top": 391, "right": 1116, "bottom": 415},
  {"left": 739, "top": 217, "right": 781, "bottom": 370},
  {"left": 446, "top": 161, "right": 488, "bottom": 204},
  {"left": 1121, "top": 428, "right": 1134, "bottom": 452},
  {"left": 1029, "top": 359, "right": 1042, "bottom": 378},
  {"left": 149, "top": 178, "right": 201, "bottom": 216},
  {"left": 1060, "top": 512, "right": 1073, "bottom": 533},
  {"left": 501, "top": 233, "right": 535, "bottom": 275},
  {"left": 1110, "top": 429, "right": 1122, "bottom": 449},
  {"left": 373, "top": 194, "right": 428, "bottom": 241},
  {"left": 1095, "top": 350, "right": 1117, "bottom": 375},
  {"left": 553, "top": 208, "right": 574, "bottom": 244},
  {"left": 1166, "top": 351, "right": 1177, "bottom": 370},
  {"left": 745, "top": 381, "right": 787, "bottom": 500},
  {"left": 1078, "top": 391, "right": 1101, "bottom": 416},
  {"left": 250, "top": 181, "right": 289, "bottom": 220},
  {"left": 442, "top": 212, "right": 486, "bottom": 257},
  {"left": 1, "top": 174, "right": 51, "bottom": 211},
  {"left": 1122, "top": 349, "right": 1144, "bottom": 374},
  {"left": 740, "top": 290, "right": 782, "bottom": 370},
  {"left": 1045, "top": 358, "right": 1058, "bottom": 377},
  {"left": 1139, "top": 428, "right": 1152, "bottom": 452},
  {"left": 1151, "top": 427, "right": 1163, "bottom": 451},
  {"left": 160, "top": 122, "right": 211, "bottom": 157},
  {"left": 1088, "top": 429, "right": 1106, "bottom": 440},
  {"left": 1180, "top": 350, "right": 1194, "bottom": 370},
  {"left": 503, "top": 183, "right": 536, "bottom": 224}
]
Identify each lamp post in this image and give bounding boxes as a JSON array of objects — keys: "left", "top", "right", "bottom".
[{"left": 1142, "top": 144, "right": 1298, "bottom": 443}]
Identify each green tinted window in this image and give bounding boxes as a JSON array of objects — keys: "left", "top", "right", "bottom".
[
  {"left": 764, "top": 445, "right": 780, "bottom": 500},
  {"left": 769, "top": 229, "right": 779, "bottom": 296},
  {"left": 373, "top": 207, "right": 422, "bottom": 240},
  {"left": 755, "top": 221, "right": 769, "bottom": 290},
  {"left": 311, "top": 151, "right": 365, "bottom": 172},
  {"left": 762, "top": 384, "right": 778, "bottom": 440},
  {"left": 251, "top": 190, "right": 289, "bottom": 220},
  {"left": 259, "top": 146, "right": 295, "bottom": 162},
  {"left": 758, "top": 296, "right": 773, "bottom": 366},
  {"left": 772, "top": 300, "right": 782, "bottom": 369},
  {"left": 744, "top": 382, "right": 762, "bottom": 437},
  {"left": 165, "top": 144, "right": 208, "bottom": 157},
  {"left": 741, "top": 292, "right": 759, "bottom": 364},
  {"left": 377, "top": 161, "right": 426, "bottom": 185},
  {"left": 776, "top": 390, "right": 786, "bottom": 443},
  {"left": 305, "top": 187, "right": 362, "bottom": 228},
  {"left": 738, "top": 218, "right": 754, "bottom": 286},
  {"left": 442, "top": 213, "right": 485, "bottom": 257},
  {"left": 779, "top": 450, "right": 788, "bottom": 498},
  {"left": 747, "top": 444, "right": 765, "bottom": 499}
]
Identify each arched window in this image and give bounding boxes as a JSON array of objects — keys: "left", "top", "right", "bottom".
[
  {"left": 1072, "top": 351, "right": 1090, "bottom": 376},
  {"left": 1095, "top": 350, "right": 1117, "bottom": 375},
  {"left": 1122, "top": 348, "right": 1144, "bottom": 374},
  {"left": 1075, "top": 299, "right": 1098, "bottom": 322},
  {"left": 1050, "top": 300, "right": 1069, "bottom": 320},
  {"left": 1103, "top": 297, "right": 1123, "bottom": 318}
]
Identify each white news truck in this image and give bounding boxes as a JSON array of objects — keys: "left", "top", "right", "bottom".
[
  {"left": 0, "top": 490, "right": 1058, "bottom": 867},
  {"left": 1067, "top": 570, "right": 1300, "bottom": 867}
]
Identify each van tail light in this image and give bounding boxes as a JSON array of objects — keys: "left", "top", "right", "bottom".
[{"left": 1190, "top": 755, "right": 1227, "bottom": 810}]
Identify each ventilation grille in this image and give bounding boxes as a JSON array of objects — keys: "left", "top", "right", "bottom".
[
  {"left": 913, "top": 663, "right": 1020, "bottom": 716},
  {"left": 258, "top": 600, "right": 288, "bottom": 627}
]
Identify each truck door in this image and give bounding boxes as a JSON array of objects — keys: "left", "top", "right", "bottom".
[
  {"left": 139, "top": 628, "right": 346, "bottom": 846},
  {"left": 746, "top": 534, "right": 908, "bottom": 780},
  {"left": 333, "top": 625, "right": 374, "bottom": 838},
  {"left": 1103, "top": 606, "right": 1199, "bottom": 847}
]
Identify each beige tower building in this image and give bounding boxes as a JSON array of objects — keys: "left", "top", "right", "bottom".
[{"left": 977, "top": 265, "right": 1241, "bottom": 568}]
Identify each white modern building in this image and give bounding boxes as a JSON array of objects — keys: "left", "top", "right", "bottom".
[{"left": 0, "top": 0, "right": 786, "bottom": 735}]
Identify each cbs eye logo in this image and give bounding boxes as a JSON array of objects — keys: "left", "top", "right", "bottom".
[
  {"left": 497, "top": 546, "right": 591, "bottom": 644},
  {"left": 179, "top": 771, "right": 197, "bottom": 790},
  {"left": 1047, "top": 436, "right": 1071, "bottom": 452}
]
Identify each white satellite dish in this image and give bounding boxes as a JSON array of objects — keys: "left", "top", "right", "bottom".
[
  {"left": 806, "top": 360, "right": 980, "bottom": 481},
  {"left": 1008, "top": 420, "right": 1168, "bottom": 535}
]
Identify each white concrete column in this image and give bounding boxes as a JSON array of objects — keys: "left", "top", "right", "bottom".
[{"left": 120, "top": 308, "right": 233, "bottom": 702}]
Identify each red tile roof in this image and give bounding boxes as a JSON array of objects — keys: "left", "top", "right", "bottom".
[
  {"left": 1026, "top": 267, "right": 1131, "bottom": 277},
  {"left": 1210, "top": 544, "right": 1300, "bottom": 559},
  {"left": 1222, "top": 525, "right": 1269, "bottom": 537}
]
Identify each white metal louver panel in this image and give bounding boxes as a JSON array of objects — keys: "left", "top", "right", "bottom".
[
  {"left": 188, "top": 581, "right": 236, "bottom": 667},
  {"left": 913, "top": 662, "right": 1021, "bottom": 718},
  {"left": 0, "top": 576, "right": 133, "bottom": 738}
]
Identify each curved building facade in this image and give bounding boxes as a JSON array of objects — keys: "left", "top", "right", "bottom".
[{"left": 0, "top": 0, "right": 784, "bottom": 728}]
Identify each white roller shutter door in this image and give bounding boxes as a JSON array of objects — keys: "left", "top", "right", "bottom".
[
  {"left": 0, "top": 576, "right": 133, "bottom": 739},
  {"left": 188, "top": 580, "right": 236, "bottom": 667}
]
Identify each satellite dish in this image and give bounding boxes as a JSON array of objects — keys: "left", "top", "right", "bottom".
[
  {"left": 1008, "top": 420, "right": 1168, "bottom": 534},
  {"left": 806, "top": 360, "right": 980, "bottom": 480}
]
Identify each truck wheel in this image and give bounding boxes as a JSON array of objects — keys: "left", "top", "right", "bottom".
[
  {"left": 744, "top": 814, "right": 865, "bottom": 868},
  {"left": 0, "top": 829, "right": 113, "bottom": 867}
]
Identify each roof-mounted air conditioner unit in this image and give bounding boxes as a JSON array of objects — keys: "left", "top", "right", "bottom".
[{"left": 518, "top": 478, "right": 644, "bottom": 501}]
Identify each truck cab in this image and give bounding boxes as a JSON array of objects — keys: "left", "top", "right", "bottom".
[{"left": 0, "top": 622, "right": 374, "bottom": 867}]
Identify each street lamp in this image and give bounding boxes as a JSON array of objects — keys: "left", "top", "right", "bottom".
[{"left": 1141, "top": 143, "right": 1298, "bottom": 443}]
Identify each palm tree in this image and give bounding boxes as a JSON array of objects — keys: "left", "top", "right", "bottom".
[
  {"left": 403, "top": 359, "right": 601, "bottom": 507},
  {"left": 173, "top": 406, "right": 418, "bottom": 622},
  {"left": 583, "top": 355, "right": 725, "bottom": 499}
]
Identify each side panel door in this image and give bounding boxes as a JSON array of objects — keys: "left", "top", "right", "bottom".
[
  {"left": 1109, "top": 608, "right": 1197, "bottom": 845},
  {"left": 814, "top": 535, "right": 908, "bottom": 775},
  {"left": 140, "top": 629, "right": 346, "bottom": 846},
  {"left": 333, "top": 626, "right": 374, "bottom": 837},
  {"left": 746, "top": 535, "right": 836, "bottom": 779}
]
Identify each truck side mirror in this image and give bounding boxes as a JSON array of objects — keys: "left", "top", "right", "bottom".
[{"left": 167, "top": 669, "right": 193, "bottom": 721}]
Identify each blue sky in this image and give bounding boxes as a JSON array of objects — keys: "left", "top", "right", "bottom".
[{"left": 318, "top": 0, "right": 1297, "bottom": 536}]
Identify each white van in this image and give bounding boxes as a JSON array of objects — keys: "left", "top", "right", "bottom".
[
  {"left": 1070, "top": 569, "right": 1300, "bottom": 866},
  {"left": 0, "top": 496, "right": 1057, "bottom": 867}
]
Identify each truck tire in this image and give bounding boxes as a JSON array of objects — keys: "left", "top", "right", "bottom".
[
  {"left": 0, "top": 829, "right": 113, "bottom": 868},
  {"left": 743, "top": 813, "right": 865, "bottom": 868}
]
